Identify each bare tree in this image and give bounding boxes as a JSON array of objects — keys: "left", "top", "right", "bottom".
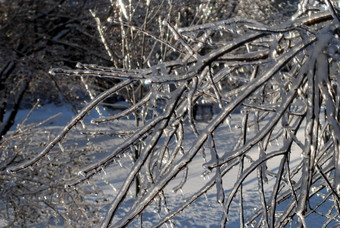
[{"left": 3, "top": 0, "right": 340, "bottom": 227}]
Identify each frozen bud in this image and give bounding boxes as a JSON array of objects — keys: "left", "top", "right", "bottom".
[
  {"left": 107, "top": 16, "right": 117, "bottom": 24},
  {"left": 49, "top": 68, "right": 62, "bottom": 75},
  {"left": 76, "top": 62, "right": 83, "bottom": 68}
]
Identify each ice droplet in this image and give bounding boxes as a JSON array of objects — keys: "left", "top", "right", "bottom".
[
  {"left": 143, "top": 79, "right": 152, "bottom": 85},
  {"left": 107, "top": 16, "right": 115, "bottom": 23},
  {"left": 337, "top": 184, "right": 340, "bottom": 195},
  {"left": 201, "top": 170, "right": 211, "bottom": 180}
]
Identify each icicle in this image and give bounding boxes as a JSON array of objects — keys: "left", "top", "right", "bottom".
[
  {"left": 179, "top": 188, "right": 184, "bottom": 196},
  {"left": 58, "top": 142, "right": 65, "bottom": 153},
  {"left": 110, "top": 183, "right": 117, "bottom": 192},
  {"left": 162, "top": 153, "right": 169, "bottom": 164},
  {"left": 225, "top": 116, "right": 232, "bottom": 130},
  {"left": 78, "top": 171, "right": 85, "bottom": 177},
  {"left": 117, "top": 159, "right": 123, "bottom": 167},
  {"left": 101, "top": 167, "right": 107, "bottom": 176},
  {"left": 128, "top": 153, "right": 134, "bottom": 162},
  {"left": 216, "top": 170, "right": 224, "bottom": 205},
  {"left": 117, "top": 0, "right": 128, "bottom": 20},
  {"left": 128, "top": 189, "right": 133, "bottom": 197},
  {"left": 204, "top": 193, "right": 209, "bottom": 201}
]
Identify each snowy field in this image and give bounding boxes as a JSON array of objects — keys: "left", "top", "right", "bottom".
[{"left": 2, "top": 103, "right": 331, "bottom": 227}]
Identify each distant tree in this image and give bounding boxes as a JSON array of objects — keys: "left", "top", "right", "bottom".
[{"left": 0, "top": 0, "right": 116, "bottom": 140}]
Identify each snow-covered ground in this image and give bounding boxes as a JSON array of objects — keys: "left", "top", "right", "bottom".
[{"left": 2, "top": 104, "right": 331, "bottom": 227}]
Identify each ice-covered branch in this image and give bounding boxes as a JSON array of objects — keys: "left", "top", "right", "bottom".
[
  {"left": 30, "top": 4, "right": 340, "bottom": 227},
  {"left": 7, "top": 80, "right": 133, "bottom": 172}
]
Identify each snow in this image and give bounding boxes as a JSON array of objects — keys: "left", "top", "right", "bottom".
[
  {"left": 3, "top": 103, "right": 331, "bottom": 227},
  {"left": 3, "top": 104, "right": 312, "bottom": 227},
  {"left": 10, "top": 103, "right": 75, "bottom": 128}
]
